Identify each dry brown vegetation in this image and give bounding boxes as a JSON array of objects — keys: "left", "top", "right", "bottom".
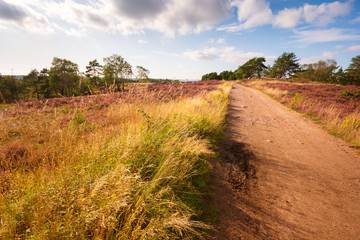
[{"left": 0, "top": 81, "right": 232, "bottom": 239}]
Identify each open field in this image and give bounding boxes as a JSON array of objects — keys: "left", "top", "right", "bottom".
[
  {"left": 0, "top": 80, "right": 231, "bottom": 239},
  {"left": 240, "top": 79, "right": 360, "bottom": 148}
]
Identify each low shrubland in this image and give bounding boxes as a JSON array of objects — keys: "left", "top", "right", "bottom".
[
  {"left": 240, "top": 79, "right": 360, "bottom": 148},
  {"left": 0, "top": 81, "right": 232, "bottom": 239}
]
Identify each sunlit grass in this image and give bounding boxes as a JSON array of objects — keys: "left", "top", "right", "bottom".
[{"left": 0, "top": 82, "right": 232, "bottom": 239}]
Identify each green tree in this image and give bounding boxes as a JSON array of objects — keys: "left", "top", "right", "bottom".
[
  {"left": 270, "top": 52, "right": 300, "bottom": 78},
  {"left": 38, "top": 68, "right": 53, "bottom": 98},
  {"left": 219, "top": 70, "right": 233, "bottom": 80},
  {"left": 103, "top": 54, "right": 133, "bottom": 91},
  {"left": 201, "top": 72, "right": 221, "bottom": 80},
  {"left": 0, "top": 74, "right": 5, "bottom": 103},
  {"left": 85, "top": 59, "right": 102, "bottom": 86},
  {"left": 23, "top": 69, "right": 41, "bottom": 99},
  {"left": 49, "top": 57, "right": 80, "bottom": 97},
  {"left": 295, "top": 59, "right": 338, "bottom": 83},
  {"left": 332, "top": 67, "right": 349, "bottom": 85},
  {"left": 346, "top": 55, "right": 360, "bottom": 86},
  {"left": 135, "top": 66, "right": 150, "bottom": 82},
  {"left": 0, "top": 75, "right": 20, "bottom": 102},
  {"left": 236, "top": 57, "right": 267, "bottom": 79}
]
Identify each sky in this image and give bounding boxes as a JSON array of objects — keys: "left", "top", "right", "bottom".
[{"left": 0, "top": 0, "right": 360, "bottom": 80}]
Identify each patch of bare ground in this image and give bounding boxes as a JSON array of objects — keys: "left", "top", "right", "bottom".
[{"left": 208, "top": 84, "right": 360, "bottom": 240}]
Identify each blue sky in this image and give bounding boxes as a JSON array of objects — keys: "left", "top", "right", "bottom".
[{"left": 0, "top": 0, "right": 360, "bottom": 80}]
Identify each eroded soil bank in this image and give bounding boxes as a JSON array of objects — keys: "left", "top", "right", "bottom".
[{"left": 209, "top": 84, "right": 360, "bottom": 240}]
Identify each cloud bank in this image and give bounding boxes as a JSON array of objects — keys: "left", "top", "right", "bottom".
[
  {"left": 0, "top": 0, "right": 232, "bottom": 36},
  {"left": 0, "top": 0, "right": 356, "bottom": 41},
  {"left": 219, "top": 0, "right": 353, "bottom": 31},
  {"left": 0, "top": 0, "right": 52, "bottom": 33}
]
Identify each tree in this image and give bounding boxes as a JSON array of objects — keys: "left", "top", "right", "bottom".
[
  {"left": 270, "top": 52, "right": 300, "bottom": 78},
  {"left": 49, "top": 57, "right": 80, "bottom": 97},
  {"left": 38, "top": 68, "right": 53, "bottom": 98},
  {"left": 201, "top": 72, "right": 221, "bottom": 80},
  {"left": 219, "top": 70, "right": 234, "bottom": 80},
  {"left": 295, "top": 59, "right": 338, "bottom": 83},
  {"left": 0, "top": 75, "right": 20, "bottom": 102},
  {"left": 346, "top": 55, "right": 360, "bottom": 86},
  {"left": 0, "top": 74, "right": 5, "bottom": 103},
  {"left": 332, "top": 67, "right": 349, "bottom": 85},
  {"left": 23, "top": 69, "right": 41, "bottom": 99},
  {"left": 85, "top": 59, "right": 102, "bottom": 86},
  {"left": 135, "top": 66, "right": 150, "bottom": 82},
  {"left": 103, "top": 54, "right": 133, "bottom": 91},
  {"left": 236, "top": 57, "right": 267, "bottom": 79}
]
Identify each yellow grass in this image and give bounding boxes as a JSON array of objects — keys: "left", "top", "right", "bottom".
[{"left": 0, "top": 82, "right": 233, "bottom": 239}]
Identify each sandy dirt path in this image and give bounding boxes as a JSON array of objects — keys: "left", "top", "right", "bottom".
[{"left": 209, "top": 84, "right": 360, "bottom": 239}]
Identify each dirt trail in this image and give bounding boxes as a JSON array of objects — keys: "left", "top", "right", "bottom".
[{"left": 209, "top": 84, "right": 360, "bottom": 239}]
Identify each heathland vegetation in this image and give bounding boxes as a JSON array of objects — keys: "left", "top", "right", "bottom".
[{"left": 0, "top": 80, "right": 232, "bottom": 239}]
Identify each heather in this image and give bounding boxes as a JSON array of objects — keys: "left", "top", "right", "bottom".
[
  {"left": 0, "top": 81, "right": 231, "bottom": 239},
  {"left": 242, "top": 79, "right": 360, "bottom": 148}
]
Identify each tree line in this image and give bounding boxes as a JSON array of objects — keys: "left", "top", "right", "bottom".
[
  {"left": 201, "top": 52, "right": 360, "bottom": 86},
  {"left": 0, "top": 54, "right": 150, "bottom": 103}
]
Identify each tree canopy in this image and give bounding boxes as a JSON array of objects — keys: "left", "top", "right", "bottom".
[
  {"left": 85, "top": 59, "right": 102, "bottom": 87},
  {"left": 346, "top": 55, "right": 360, "bottom": 85},
  {"left": 103, "top": 54, "right": 132, "bottom": 91},
  {"left": 135, "top": 66, "right": 150, "bottom": 82},
  {"left": 49, "top": 57, "right": 80, "bottom": 97},
  {"left": 295, "top": 59, "right": 338, "bottom": 83},
  {"left": 270, "top": 52, "right": 300, "bottom": 78},
  {"left": 201, "top": 72, "right": 221, "bottom": 80},
  {"left": 236, "top": 57, "right": 267, "bottom": 79}
]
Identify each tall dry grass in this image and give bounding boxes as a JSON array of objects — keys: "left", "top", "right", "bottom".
[{"left": 0, "top": 82, "right": 232, "bottom": 239}]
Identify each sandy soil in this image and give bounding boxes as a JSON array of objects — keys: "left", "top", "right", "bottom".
[{"left": 209, "top": 84, "right": 360, "bottom": 239}]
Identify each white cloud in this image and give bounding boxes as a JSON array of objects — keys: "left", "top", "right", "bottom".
[
  {"left": 219, "top": 0, "right": 353, "bottom": 32},
  {"left": 184, "top": 48, "right": 218, "bottom": 61},
  {"left": 293, "top": 28, "right": 360, "bottom": 45},
  {"left": 176, "top": 64, "right": 184, "bottom": 69},
  {"left": 0, "top": 0, "right": 53, "bottom": 34},
  {"left": 2, "top": 0, "right": 232, "bottom": 36},
  {"left": 183, "top": 46, "right": 276, "bottom": 65},
  {"left": 217, "top": 38, "right": 226, "bottom": 44},
  {"left": 138, "top": 40, "right": 148, "bottom": 44},
  {"left": 102, "top": 0, "right": 232, "bottom": 36},
  {"left": 300, "top": 51, "right": 336, "bottom": 65},
  {"left": 230, "top": 0, "right": 273, "bottom": 30},
  {"left": 273, "top": 8, "right": 303, "bottom": 28},
  {"left": 219, "top": 47, "right": 276, "bottom": 65},
  {"left": 347, "top": 45, "right": 360, "bottom": 52},
  {"left": 351, "top": 16, "right": 360, "bottom": 23},
  {"left": 303, "top": 1, "right": 352, "bottom": 26},
  {"left": 2, "top": 0, "right": 355, "bottom": 36}
]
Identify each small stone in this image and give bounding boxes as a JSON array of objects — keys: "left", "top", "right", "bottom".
[{"left": 266, "top": 139, "right": 273, "bottom": 143}]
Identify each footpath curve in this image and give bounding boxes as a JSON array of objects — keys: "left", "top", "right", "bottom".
[{"left": 209, "top": 84, "right": 360, "bottom": 239}]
